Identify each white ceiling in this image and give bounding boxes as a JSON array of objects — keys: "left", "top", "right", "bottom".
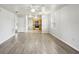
[{"left": 0, "top": 4, "right": 66, "bottom": 16}]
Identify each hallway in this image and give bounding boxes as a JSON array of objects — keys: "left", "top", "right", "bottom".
[
  {"left": 0, "top": 4, "right": 79, "bottom": 54},
  {"left": 0, "top": 32, "right": 78, "bottom": 54}
]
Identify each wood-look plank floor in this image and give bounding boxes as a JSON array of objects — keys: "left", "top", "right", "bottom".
[{"left": 0, "top": 32, "right": 78, "bottom": 54}]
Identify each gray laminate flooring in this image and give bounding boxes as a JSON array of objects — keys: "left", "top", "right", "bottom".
[{"left": 0, "top": 32, "right": 78, "bottom": 54}]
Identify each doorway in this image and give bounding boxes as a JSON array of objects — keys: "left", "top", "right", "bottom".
[{"left": 32, "top": 16, "right": 42, "bottom": 32}]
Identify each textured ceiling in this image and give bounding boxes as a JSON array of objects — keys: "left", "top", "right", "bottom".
[{"left": 0, "top": 4, "right": 66, "bottom": 16}]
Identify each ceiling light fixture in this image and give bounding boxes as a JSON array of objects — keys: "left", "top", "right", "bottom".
[{"left": 31, "top": 9, "right": 35, "bottom": 12}]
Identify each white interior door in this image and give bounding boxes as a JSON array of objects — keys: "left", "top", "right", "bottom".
[{"left": 26, "top": 16, "right": 28, "bottom": 32}]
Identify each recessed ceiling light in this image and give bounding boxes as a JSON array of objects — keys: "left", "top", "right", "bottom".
[{"left": 31, "top": 9, "right": 35, "bottom": 12}]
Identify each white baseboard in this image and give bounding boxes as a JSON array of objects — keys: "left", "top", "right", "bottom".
[
  {"left": 49, "top": 32, "right": 79, "bottom": 52},
  {"left": 0, "top": 33, "right": 15, "bottom": 45}
]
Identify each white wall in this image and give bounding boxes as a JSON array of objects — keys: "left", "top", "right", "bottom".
[
  {"left": 50, "top": 5, "right": 79, "bottom": 51},
  {"left": 28, "top": 17, "right": 33, "bottom": 32},
  {"left": 18, "top": 16, "right": 26, "bottom": 32},
  {"left": 0, "top": 7, "right": 17, "bottom": 44},
  {"left": 47, "top": 14, "right": 51, "bottom": 33},
  {"left": 42, "top": 15, "right": 49, "bottom": 33}
]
